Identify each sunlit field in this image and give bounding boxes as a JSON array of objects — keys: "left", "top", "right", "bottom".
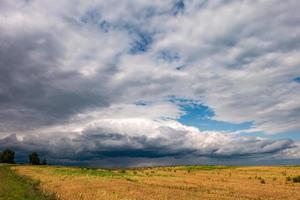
[{"left": 8, "top": 165, "right": 300, "bottom": 200}]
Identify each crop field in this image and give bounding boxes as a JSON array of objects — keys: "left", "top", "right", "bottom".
[
  {"left": 0, "top": 164, "right": 55, "bottom": 200},
  {"left": 3, "top": 165, "right": 300, "bottom": 200}
]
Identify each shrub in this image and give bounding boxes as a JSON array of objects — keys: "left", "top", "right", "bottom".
[
  {"left": 41, "top": 158, "right": 47, "bottom": 165},
  {"left": 260, "top": 179, "right": 266, "bottom": 184},
  {"left": 292, "top": 176, "right": 300, "bottom": 183}
]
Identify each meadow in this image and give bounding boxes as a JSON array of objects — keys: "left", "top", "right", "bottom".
[{"left": 2, "top": 165, "right": 300, "bottom": 200}]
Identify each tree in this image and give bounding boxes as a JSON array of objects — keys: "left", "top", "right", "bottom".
[
  {"left": 29, "top": 152, "right": 40, "bottom": 165},
  {"left": 0, "top": 149, "right": 15, "bottom": 163},
  {"left": 41, "top": 158, "right": 47, "bottom": 165}
]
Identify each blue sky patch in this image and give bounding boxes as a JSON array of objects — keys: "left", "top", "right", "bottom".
[
  {"left": 127, "top": 28, "right": 153, "bottom": 54},
  {"left": 99, "top": 21, "right": 110, "bottom": 32},
  {"left": 294, "top": 77, "right": 300, "bottom": 83},
  {"left": 80, "top": 9, "right": 110, "bottom": 32},
  {"left": 172, "top": 0, "right": 185, "bottom": 16},
  {"left": 171, "top": 98, "right": 253, "bottom": 132},
  {"left": 130, "top": 32, "right": 152, "bottom": 53}
]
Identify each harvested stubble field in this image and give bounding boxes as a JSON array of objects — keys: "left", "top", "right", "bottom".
[{"left": 11, "top": 165, "right": 300, "bottom": 200}]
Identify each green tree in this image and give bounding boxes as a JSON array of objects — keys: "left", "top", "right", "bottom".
[
  {"left": 0, "top": 149, "right": 15, "bottom": 163},
  {"left": 29, "top": 152, "right": 40, "bottom": 165},
  {"left": 41, "top": 158, "right": 47, "bottom": 165}
]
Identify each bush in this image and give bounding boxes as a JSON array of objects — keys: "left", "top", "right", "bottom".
[
  {"left": 292, "top": 176, "right": 300, "bottom": 183},
  {"left": 0, "top": 149, "right": 15, "bottom": 163},
  {"left": 41, "top": 158, "right": 47, "bottom": 165}
]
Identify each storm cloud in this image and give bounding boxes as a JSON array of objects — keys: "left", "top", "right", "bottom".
[{"left": 0, "top": 119, "right": 295, "bottom": 166}]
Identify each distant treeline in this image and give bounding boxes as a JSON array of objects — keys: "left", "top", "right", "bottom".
[{"left": 0, "top": 149, "right": 47, "bottom": 165}]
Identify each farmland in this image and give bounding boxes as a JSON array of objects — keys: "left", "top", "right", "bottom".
[
  {"left": 0, "top": 164, "right": 55, "bottom": 200},
  {"left": 2, "top": 165, "right": 299, "bottom": 200}
]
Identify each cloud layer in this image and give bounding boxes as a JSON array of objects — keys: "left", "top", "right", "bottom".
[
  {"left": 0, "top": 0, "right": 299, "bottom": 165},
  {"left": 0, "top": 118, "right": 295, "bottom": 166}
]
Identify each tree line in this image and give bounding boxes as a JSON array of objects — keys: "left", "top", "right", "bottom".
[{"left": 0, "top": 148, "right": 47, "bottom": 165}]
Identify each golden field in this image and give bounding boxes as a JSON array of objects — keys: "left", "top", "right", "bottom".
[{"left": 11, "top": 165, "right": 300, "bottom": 200}]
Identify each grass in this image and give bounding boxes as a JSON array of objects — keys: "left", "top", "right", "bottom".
[
  {"left": 12, "top": 165, "right": 300, "bottom": 200},
  {"left": 52, "top": 166, "right": 143, "bottom": 179},
  {"left": 0, "top": 164, "right": 56, "bottom": 200},
  {"left": 174, "top": 165, "right": 235, "bottom": 171}
]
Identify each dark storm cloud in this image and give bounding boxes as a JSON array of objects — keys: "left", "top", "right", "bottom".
[
  {"left": 0, "top": 29, "right": 65, "bottom": 129},
  {"left": 0, "top": 24, "right": 116, "bottom": 132},
  {"left": 0, "top": 120, "right": 295, "bottom": 165}
]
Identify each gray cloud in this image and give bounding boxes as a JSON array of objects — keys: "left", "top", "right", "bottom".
[
  {"left": 0, "top": 119, "right": 296, "bottom": 166},
  {"left": 0, "top": 0, "right": 299, "bottom": 165}
]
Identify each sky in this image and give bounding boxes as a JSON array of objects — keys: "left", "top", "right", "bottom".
[{"left": 0, "top": 0, "right": 300, "bottom": 167}]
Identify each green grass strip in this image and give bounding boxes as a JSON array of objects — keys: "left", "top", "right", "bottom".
[{"left": 0, "top": 165, "right": 57, "bottom": 200}]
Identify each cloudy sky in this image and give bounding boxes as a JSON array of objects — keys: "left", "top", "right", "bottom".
[{"left": 0, "top": 0, "right": 300, "bottom": 167}]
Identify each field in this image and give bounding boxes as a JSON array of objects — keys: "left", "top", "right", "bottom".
[
  {"left": 3, "top": 165, "right": 300, "bottom": 200},
  {"left": 0, "top": 165, "right": 55, "bottom": 200}
]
